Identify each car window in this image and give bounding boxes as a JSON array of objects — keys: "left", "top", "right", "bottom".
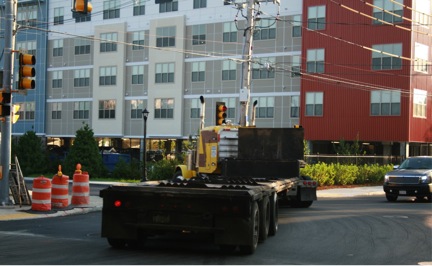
[{"left": 399, "top": 158, "right": 432, "bottom": 169}]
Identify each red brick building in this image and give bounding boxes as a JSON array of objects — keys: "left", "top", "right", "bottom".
[{"left": 300, "top": 0, "right": 432, "bottom": 157}]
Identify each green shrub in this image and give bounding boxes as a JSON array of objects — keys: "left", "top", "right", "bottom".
[
  {"left": 334, "top": 163, "right": 358, "bottom": 185},
  {"left": 111, "top": 158, "right": 141, "bottom": 180},
  {"left": 147, "top": 159, "right": 180, "bottom": 181}
]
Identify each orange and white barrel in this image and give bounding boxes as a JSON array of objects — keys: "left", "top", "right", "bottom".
[
  {"left": 71, "top": 164, "right": 90, "bottom": 205},
  {"left": 51, "top": 165, "right": 69, "bottom": 208},
  {"left": 32, "top": 176, "right": 52, "bottom": 211}
]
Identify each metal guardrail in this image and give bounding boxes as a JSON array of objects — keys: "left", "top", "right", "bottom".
[{"left": 304, "top": 155, "right": 404, "bottom": 165}]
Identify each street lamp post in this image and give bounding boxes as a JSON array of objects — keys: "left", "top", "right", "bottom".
[{"left": 141, "top": 108, "right": 149, "bottom": 181}]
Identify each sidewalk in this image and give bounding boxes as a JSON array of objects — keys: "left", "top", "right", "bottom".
[{"left": 0, "top": 185, "right": 386, "bottom": 221}]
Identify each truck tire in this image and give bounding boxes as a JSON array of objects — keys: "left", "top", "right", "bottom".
[
  {"left": 268, "top": 192, "right": 278, "bottom": 236},
  {"left": 258, "top": 196, "right": 270, "bottom": 243},
  {"left": 386, "top": 193, "right": 398, "bottom": 202},
  {"left": 239, "top": 201, "right": 259, "bottom": 255},
  {"left": 107, "top": 238, "right": 126, "bottom": 249}
]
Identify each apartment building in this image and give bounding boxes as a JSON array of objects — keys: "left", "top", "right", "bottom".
[{"left": 301, "top": 0, "right": 432, "bottom": 157}]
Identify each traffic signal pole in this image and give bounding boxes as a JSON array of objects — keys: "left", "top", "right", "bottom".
[{"left": 0, "top": 0, "right": 16, "bottom": 206}]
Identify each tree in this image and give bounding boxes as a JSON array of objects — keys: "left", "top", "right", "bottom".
[
  {"left": 63, "top": 123, "right": 106, "bottom": 178},
  {"left": 13, "top": 131, "right": 49, "bottom": 176}
]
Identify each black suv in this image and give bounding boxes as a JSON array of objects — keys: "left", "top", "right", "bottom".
[{"left": 383, "top": 156, "right": 432, "bottom": 202}]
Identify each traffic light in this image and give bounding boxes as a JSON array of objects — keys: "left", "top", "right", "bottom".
[
  {"left": 18, "top": 53, "right": 36, "bottom": 90},
  {"left": 0, "top": 92, "right": 11, "bottom": 117},
  {"left": 74, "top": 0, "right": 93, "bottom": 14},
  {"left": 216, "top": 101, "right": 227, "bottom": 125}
]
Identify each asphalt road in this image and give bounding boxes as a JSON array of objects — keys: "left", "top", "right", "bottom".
[{"left": 0, "top": 195, "right": 430, "bottom": 265}]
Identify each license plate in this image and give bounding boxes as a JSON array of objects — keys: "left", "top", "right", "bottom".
[
  {"left": 153, "top": 213, "right": 170, "bottom": 224},
  {"left": 399, "top": 190, "right": 406, "bottom": 195}
]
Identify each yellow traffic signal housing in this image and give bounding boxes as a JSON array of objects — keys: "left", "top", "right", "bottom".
[
  {"left": 74, "top": 0, "right": 93, "bottom": 14},
  {"left": 18, "top": 53, "right": 36, "bottom": 90},
  {"left": 216, "top": 102, "right": 227, "bottom": 125}
]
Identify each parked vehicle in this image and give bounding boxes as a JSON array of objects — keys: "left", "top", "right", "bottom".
[{"left": 383, "top": 156, "right": 432, "bottom": 202}]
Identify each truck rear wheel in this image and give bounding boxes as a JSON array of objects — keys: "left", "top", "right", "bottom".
[
  {"left": 239, "top": 201, "right": 259, "bottom": 255},
  {"left": 107, "top": 238, "right": 126, "bottom": 249},
  {"left": 258, "top": 196, "right": 270, "bottom": 243},
  {"left": 268, "top": 192, "right": 278, "bottom": 236}
]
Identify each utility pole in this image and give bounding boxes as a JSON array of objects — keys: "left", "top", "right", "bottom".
[{"left": 0, "top": 0, "right": 17, "bottom": 206}]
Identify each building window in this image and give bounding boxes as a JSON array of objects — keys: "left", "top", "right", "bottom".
[
  {"left": 75, "top": 12, "right": 91, "bottom": 23},
  {"left": 192, "top": 62, "right": 205, "bottom": 82},
  {"left": 99, "top": 67, "right": 117, "bottom": 86},
  {"left": 155, "top": 63, "right": 174, "bottom": 83},
  {"left": 305, "top": 92, "right": 323, "bottom": 116},
  {"left": 73, "top": 101, "right": 90, "bottom": 119},
  {"left": 252, "top": 97, "right": 274, "bottom": 118},
  {"left": 53, "top": 40, "right": 63, "bottom": 57},
  {"left": 160, "top": 0, "right": 178, "bottom": 13},
  {"left": 252, "top": 57, "right": 275, "bottom": 79},
  {"left": 372, "top": 43, "right": 402, "bottom": 70},
  {"left": 223, "top": 22, "right": 237, "bottom": 42},
  {"left": 190, "top": 99, "right": 200, "bottom": 118},
  {"left": 373, "top": 0, "right": 403, "bottom": 24},
  {"left": 132, "top": 66, "right": 144, "bottom": 84},
  {"left": 156, "top": 26, "right": 176, "bottom": 47},
  {"left": 222, "top": 60, "right": 236, "bottom": 81},
  {"left": 52, "top": 71, "right": 63, "bottom": 88},
  {"left": 155, "top": 98, "right": 174, "bottom": 119},
  {"left": 52, "top": 103, "right": 62, "bottom": 120},
  {"left": 54, "top": 8, "right": 64, "bottom": 25},
  {"left": 132, "top": 31, "right": 145, "bottom": 50},
  {"left": 100, "top": 33, "right": 117, "bottom": 52},
  {"left": 414, "top": 42, "right": 429, "bottom": 73},
  {"left": 308, "top": 5, "right": 326, "bottom": 30},
  {"left": 74, "top": 69, "right": 90, "bottom": 87},
  {"left": 291, "top": 96, "right": 299, "bottom": 117},
  {"left": 413, "top": 89, "right": 427, "bottom": 118},
  {"left": 103, "top": 0, "right": 120, "bottom": 19},
  {"left": 194, "top": 0, "right": 206, "bottom": 9},
  {"left": 21, "top": 102, "right": 35, "bottom": 120},
  {"left": 17, "top": 6, "right": 37, "bottom": 27},
  {"left": 133, "top": 0, "right": 145, "bottom": 16},
  {"left": 254, "top": 19, "right": 276, "bottom": 40},
  {"left": 414, "top": 0, "right": 430, "bottom": 27},
  {"left": 221, "top": 97, "right": 236, "bottom": 119},
  {"left": 16, "top": 41, "right": 36, "bottom": 56},
  {"left": 370, "top": 90, "right": 400, "bottom": 116},
  {"left": 192, "top": 25, "right": 206, "bottom": 45},
  {"left": 99, "top": 100, "right": 116, "bottom": 119},
  {"left": 131, "top": 100, "right": 144, "bottom": 119},
  {"left": 292, "top": 15, "right": 302, "bottom": 37},
  {"left": 291, "top": 55, "right": 301, "bottom": 77},
  {"left": 307, "top": 48, "right": 325, "bottom": 73},
  {"left": 74, "top": 39, "right": 91, "bottom": 55}
]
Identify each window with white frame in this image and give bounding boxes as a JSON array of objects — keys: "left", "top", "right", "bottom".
[
  {"left": 99, "top": 100, "right": 116, "bottom": 119},
  {"left": 100, "top": 33, "right": 117, "bottom": 52},
  {"left": 413, "top": 89, "right": 427, "bottom": 118},
  {"left": 22, "top": 102, "right": 35, "bottom": 120},
  {"left": 73, "top": 101, "right": 90, "bottom": 119},
  {"left": 414, "top": 43, "right": 428, "bottom": 73},
  {"left": 252, "top": 57, "right": 275, "bottom": 79},
  {"left": 17, "top": 6, "right": 37, "bottom": 26},
  {"left": 192, "top": 25, "right": 206, "bottom": 45},
  {"left": 132, "top": 31, "right": 145, "bottom": 50},
  {"left": 52, "top": 71, "right": 63, "bottom": 88},
  {"left": 291, "top": 96, "right": 299, "bottom": 117},
  {"left": 222, "top": 60, "right": 236, "bottom": 80},
  {"left": 133, "top": 0, "right": 145, "bottom": 16},
  {"left": 372, "top": 43, "right": 402, "bottom": 70},
  {"left": 132, "top": 66, "right": 144, "bottom": 84},
  {"left": 52, "top": 103, "right": 62, "bottom": 119},
  {"left": 305, "top": 92, "right": 323, "bottom": 116},
  {"left": 307, "top": 5, "right": 326, "bottom": 30},
  {"left": 194, "top": 0, "right": 206, "bottom": 9},
  {"left": 223, "top": 22, "right": 237, "bottom": 42},
  {"left": 414, "top": 0, "right": 430, "bottom": 27},
  {"left": 103, "top": 0, "right": 120, "bottom": 19},
  {"left": 190, "top": 98, "right": 200, "bottom": 118},
  {"left": 254, "top": 19, "right": 276, "bottom": 40},
  {"left": 131, "top": 100, "right": 144, "bottom": 119},
  {"left": 292, "top": 15, "right": 302, "bottom": 37},
  {"left": 156, "top": 26, "right": 176, "bottom": 47},
  {"left": 99, "top": 67, "right": 117, "bottom": 86},
  {"left": 370, "top": 90, "right": 400, "bottom": 116},
  {"left": 307, "top": 49, "right": 325, "bottom": 73},
  {"left": 54, "top": 7, "right": 64, "bottom": 25},
  {"left": 291, "top": 55, "right": 301, "bottom": 77},
  {"left": 53, "top": 39, "right": 63, "bottom": 57},
  {"left": 74, "top": 69, "right": 90, "bottom": 87},
  {"left": 155, "top": 63, "right": 174, "bottom": 83},
  {"left": 74, "top": 39, "right": 91, "bottom": 55},
  {"left": 155, "top": 98, "right": 174, "bottom": 119},
  {"left": 252, "top": 96, "right": 274, "bottom": 118},
  {"left": 159, "top": 0, "right": 178, "bottom": 13},
  {"left": 192, "top": 62, "right": 205, "bottom": 82},
  {"left": 16, "top": 41, "right": 37, "bottom": 56},
  {"left": 372, "top": 0, "right": 403, "bottom": 24},
  {"left": 221, "top": 97, "right": 236, "bottom": 119}
]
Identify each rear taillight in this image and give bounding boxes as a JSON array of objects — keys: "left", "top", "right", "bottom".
[{"left": 114, "top": 200, "right": 122, "bottom": 207}]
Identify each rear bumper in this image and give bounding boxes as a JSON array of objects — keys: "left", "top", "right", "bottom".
[{"left": 383, "top": 183, "right": 432, "bottom": 197}]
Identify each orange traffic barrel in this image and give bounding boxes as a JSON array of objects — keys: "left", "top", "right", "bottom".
[
  {"left": 71, "top": 164, "right": 90, "bottom": 205},
  {"left": 51, "top": 165, "right": 69, "bottom": 208},
  {"left": 32, "top": 176, "right": 52, "bottom": 211}
]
